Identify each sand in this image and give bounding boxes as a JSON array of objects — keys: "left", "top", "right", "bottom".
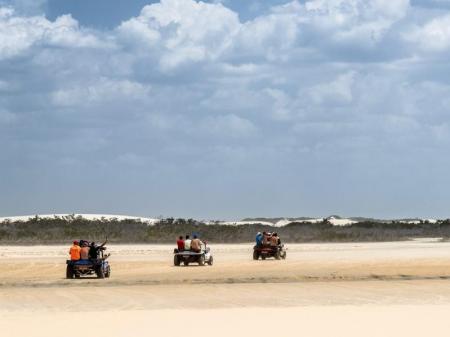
[{"left": 1, "top": 240, "right": 450, "bottom": 336}]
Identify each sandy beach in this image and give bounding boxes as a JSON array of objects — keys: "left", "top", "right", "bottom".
[{"left": 1, "top": 240, "right": 450, "bottom": 336}]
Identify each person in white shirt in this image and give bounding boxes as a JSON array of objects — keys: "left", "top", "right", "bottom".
[{"left": 184, "top": 235, "right": 192, "bottom": 251}]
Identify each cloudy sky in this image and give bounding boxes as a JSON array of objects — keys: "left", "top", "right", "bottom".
[{"left": 1, "top": 0, "right": 450, "bottom": 220}]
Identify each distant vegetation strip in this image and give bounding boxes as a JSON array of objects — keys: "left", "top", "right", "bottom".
[{"left": 1, "top": 215, "right": 450, "bottom": 244}]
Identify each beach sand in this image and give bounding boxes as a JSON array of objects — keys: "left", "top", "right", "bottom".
[{"left": 1, "top": 240, "right": 450, "bottom": 336}]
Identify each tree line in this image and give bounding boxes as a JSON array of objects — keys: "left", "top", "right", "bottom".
[{"left": 1, "top": 215, "right": 450, "bottom": 244}]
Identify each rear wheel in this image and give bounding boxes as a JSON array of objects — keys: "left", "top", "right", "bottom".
[
  {"left": 96, "top": 266, "right": 105, "bottom": 279},
  {"left": 208, "top": 256, "right": 213, "bottom": 266},
  {"left": 174, "top": 255, "right": 180, "bottom": 266},
  {"left": 274, "top": 250, "right": 281, "bottom": 260},
  {"left": 281, "top": 251, "right": 286, "bottom": 260},
  {"left": 105, "top": 266, "right": 111, "bottom": 278},
  {"left": 198, "top": 255, "right": 205, "bottom": 266},
  {"left": 253, "top": 250, "right": 259, "bottom": 260},
  {"left": 66, "top": 265, "right": 74, "bottom": 279},
  {"left": 261, "top": 255, "right": 266, "bottom": 260},
  {"left": 184, "top": 261, "right": 189, "bottom": 266}
]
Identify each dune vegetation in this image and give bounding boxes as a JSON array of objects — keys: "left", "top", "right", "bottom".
[{"left": 1, "top": 215, "right": 450, "bottom": 244}]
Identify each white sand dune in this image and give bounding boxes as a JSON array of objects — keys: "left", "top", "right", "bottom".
[
  {"left": 217, "top": 217, "right": 357, "bottom": 227},
  {"left": 0, "top": 213, "right": 159, "bottom": 224}
]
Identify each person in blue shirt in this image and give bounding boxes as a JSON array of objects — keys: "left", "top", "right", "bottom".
[{"left": 255, "top": 232, "right": 263, "bottom": 247}]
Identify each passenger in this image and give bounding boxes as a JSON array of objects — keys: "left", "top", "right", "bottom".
[
  {"left": 191, "top": 235, "right": 202, "bottom": 253},
  {"left": 270, "top": 233, "right": 278, "bottom": 247},
  {"left": 89, "top": 239, "right": 107, "bottom": 260},
  {"left": 255, "top": 232, "right": 263, "bottom": 247},
  {"left": 69, "top": 241, "right": 81, "bottom": 261},
  {"left": 80, "top": 241, "right": 90, "bottom": 260},
  {"left": 176, "top": 236, "right": 185, "bottom": 252},
  {"left": 184, "top": 235, "right": 192, "bottom": 251},
  {"left": 89, "top": 242, "right": 97, "bottom": 260},
  {"left": 262, "top": 232, "right": 271, "bottom": 246},
  {"left": 274, "top": 232, "right": 281, "bottom": 245}
]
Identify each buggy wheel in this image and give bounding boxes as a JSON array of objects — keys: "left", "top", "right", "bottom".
[
  {"left": 174, "top": 255, "right": 181, "bottom": 266},
  {"left": 253, "top": 250, "right": 259, "bottom": 260},
  {"left": 184, "top": 261, "right": 189, "bottom": 266},
  {"left": 198, "top": 255, "right": 205, "bottom": 266},
  {"left": 274, "top": 250, "right": 281, "bottom": 260},
  {"left": 105, "top": 266, "right": 111, "bottom": 278},
  {"left": 66, "top": 265, "right": 74, "bottom": 279},
  {"left": 208, "top": 256, "right": 213, "bottom": 266},
  {"left": 96, "top": 267, "right": 105, "bottom": 279},
  {"left": 281, "top": 251, "right": 286, "bottom": 260},
  {"left": 261, "top": 256, "right": 266, "bottom": 260}
]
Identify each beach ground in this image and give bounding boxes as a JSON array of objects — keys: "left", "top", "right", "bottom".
[{"left": 1, "top": 240, "right": 450, "bottom": 336}]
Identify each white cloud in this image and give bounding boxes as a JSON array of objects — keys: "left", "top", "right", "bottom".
[
  {"left": 305, "top": 0, "right": 409, "bottom": 47},
  {"left": 2, "top": 0, "right": 450, "bottom": 217},
  {"left": 52, "top": 78, "right": 151, "bottom": 107},
  {"left": 406, "top": 14, "right": 450, "bottom": 52},
  {"left": 118, "top": 0, "right": 240, "bottom": 70},
  {"left": 237, "top": 9, "right": 299, "bottom": 60},
  {"left": 264, "top": 88, "right": 293, "bottom": 121},
  {"left": 0, "top": 8, "right": 108, "bottom": 60},
  {"left": 308, "top": 72, "right": 355, "bottom": 105}
]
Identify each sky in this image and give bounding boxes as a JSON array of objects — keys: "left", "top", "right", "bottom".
[{"left": 1, "top": 0, "right": 450, "bottom": 220}]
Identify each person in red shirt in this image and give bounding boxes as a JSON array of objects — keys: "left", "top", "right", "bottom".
[{"left": 176, "top": 236, "right": 185, "bottom": 252}]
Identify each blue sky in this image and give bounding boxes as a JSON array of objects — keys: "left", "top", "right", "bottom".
[{"left": 1, "top": 0, "right": 450, "bottom": 220}]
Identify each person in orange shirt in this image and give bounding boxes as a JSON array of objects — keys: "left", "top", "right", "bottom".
[{"left": 69, "top": 241, "right": 81, "bottom": 261}]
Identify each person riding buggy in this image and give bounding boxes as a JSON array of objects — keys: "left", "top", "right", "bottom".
[
  {"left": 174, "top": 234, "right": 213, "bottom": 266},
  {"left": 67, "top": 238, "right": 111, "bottom": 279},
  {"left": 253, "top": 232, "right": 286, "bottom": 260}
]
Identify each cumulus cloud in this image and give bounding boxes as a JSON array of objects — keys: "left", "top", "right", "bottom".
[
  {"left": 0, "top": 7, "right": 108, "bottom": 60},
  {"left": 406, "top": 14, "right": 450, "bottom": 52},
  {"left": 118, "top": 0, "right": 240, "bottom": 70},
  {"left": 1, "top": 0, "right": 450, "bottom": 218}
]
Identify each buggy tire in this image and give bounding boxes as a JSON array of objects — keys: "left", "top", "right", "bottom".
[
  {"left": 66, "top": 265, "right": 74, "bottom": 279},
  {"left": 253, "top": 250, "right": 259, "bottom": 260},
  {"left": 274, "top": 250, "right": 281, "bottom": 260},
  {"left": 174, "top": 255, "right": 181, "bottom": 266},
  {"left": 261, "top": 256, "right": 266, "bottom": 260},
  {"left": 198, "top": 255, "right": 205, "bottom": 266},
  {"left": 96, "top": 267, "right": 105, "bottom": 279},
  {"left": 184, "top": 261, "right": 189, "bottom": 266},
  {"left": 282, "top": 251, "right": 286, "bottom": 260},
  {"left": 105, "top": 266, "right": 111, "bottom": 278},
  {"left": 208, "top": 256, "right": 213, "bottom": 266}
]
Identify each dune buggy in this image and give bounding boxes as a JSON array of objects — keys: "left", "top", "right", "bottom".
[
  {"left": 66, "top": 249, "right": 111, "bottom": 279},
  {"left": 174, "top": 244, "right": 213, "bottom": 266},
  {"left": 253, "top": 244, "right": 287, "bottom": 260}
]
